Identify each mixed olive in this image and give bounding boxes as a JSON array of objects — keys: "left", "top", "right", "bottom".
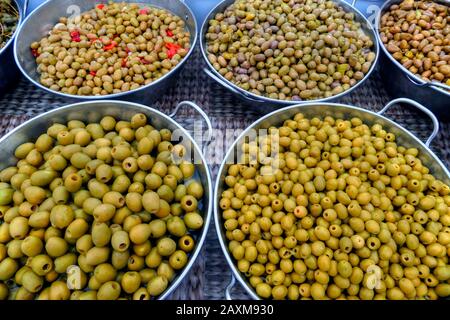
[
  {"left": 220, "top": 113, "right": 450, "bottom": 300},
  {"left": 380, "top": 0, "right": 450, "bottom": 86},
  {"left": 0, "top": 0, "right": 19, "bottom": 49},
  {"left": 205, "top": 0, "right": 376, "bottom": 101},
  {"left": 31, "top": 2, "right": 191, "bottom": 96},
  {"left": 0, "top": 113, "right": 205, "bottom": 300}
]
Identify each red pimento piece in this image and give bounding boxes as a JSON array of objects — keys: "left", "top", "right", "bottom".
[
  {"left": 166, "top": 30, "right": 173, "bottom": 37},
  {"left": 97, "top": 4, "right": 105, "bottom": 9},
  {"left": 103, "top": 41, "right": 118, "bottom": 51},
  {"left": 121, "top": 57, "right": 128, "bottom": 67},
  {"left": 139, "top": 8, "right": 149, "bottom": 15},
  {"left": 90, "top": 70, "right": 97, "bottom": 76},
  {"left": 70, "top": 31, "right": 81, "bottom": 42},
  {"left": 31, "top": 48, "right": 39, "bottom": 58},
  {"left": 165, "top": 42, "right": 181, "bottom": 59},
  {"left": 140, "top": 57, "right": 150, "bottom": 65},
  {"left": 87, "top": 34, "right": 98, "bottom": 42}
]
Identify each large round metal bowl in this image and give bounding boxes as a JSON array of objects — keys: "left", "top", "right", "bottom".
[
  {"left": 214, "top": 98, "right": 449, "bottom": 300},
  {"left": 376, "top": 0, "right": 450, "bottom": 120},
  {"left": 0, "top": 100, "right": 213, "bottom": 300},
  {"left": 13, "top": 0, "right": 197, "bottom": 103},
  {"left": 201, "top": 0, "right": 380, "bottom": 112},
  {"left": 0, "top": 0, "right": 25, "bottom": 92}
]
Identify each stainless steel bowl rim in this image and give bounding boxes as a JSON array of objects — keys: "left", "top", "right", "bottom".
[
  {"left": 200, "top": 0, "right": 380, "bottom": 105},
  {"left": 214, "top": 100, "right": 450, "bottom": 300},
  {"left": 376, "top": 0, "right": 450, "bottom": 96},
  {"left": 13, "top": 0, "right": 198, "bottom": 100},
  {"left": 0, "top": 99, "right": 213, "bottom": 300},
  {"left": 0, "top": 0, "right": 23, "bottom": 57}
]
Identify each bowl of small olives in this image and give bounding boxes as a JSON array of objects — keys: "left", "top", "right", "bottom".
[
  {"left": 215, "top": 97, "right": 450, "bottom": 300},
  {"left": 201, "top": 0, "right": 379, "bottom": 111},
  {"left": 376, "top": 0, "right": 450, "bottom": 119},
  {"left": 14, "top": 0, "right": 197, "bottom": 102},
  {"left": 0, "top": 100, "right": 213, "bottom": 300}
]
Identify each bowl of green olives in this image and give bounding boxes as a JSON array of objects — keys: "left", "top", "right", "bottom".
[
  {"left": 0, "top": 100, "right": 213, "bottom": 300},
  {"left": 201, "top": 0, "right": 379, "bottom": 111},
  {"left": 215, "top": 97, "right": 450, "bottom": 300},
  {"left": 14, "top": 0, "right": 197, "bottom": 103}
]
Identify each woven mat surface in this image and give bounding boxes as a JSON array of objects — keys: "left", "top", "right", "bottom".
[{"left": 1, "top": 46, "right": 449, "bottom": 300}]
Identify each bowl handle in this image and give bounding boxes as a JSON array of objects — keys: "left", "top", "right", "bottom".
[
  {"left": 406, "top": 74, "right": 450, "bottom": 91},
  {"left": 169, "top": 101, "right": 213, "bottom": 153},
  {"left": 203, "top": 68, "right": 267, "bottom": 104},
  {"left": 344, "top": 0, "right": 357, "bottom": 6},
  {"left": 225, "top": 274, "right": 237, "bottom": 300},
  {"left": 377, "top": 98, "right": 439, "bottom": 147},
  {"left": 22, "top": 0, "right": 29, "bottom": 16}
]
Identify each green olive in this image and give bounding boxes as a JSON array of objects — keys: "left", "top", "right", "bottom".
[
  {"left": 96, "top": 281, "right": 121, "bottom": 300},
  {"left": 22, "top": 270, "right": 44, "bottom": 293},
  {"left": 92, "top": 222, "right": 112, "bottom": 247},
  {"left": 94, "top": 263, "right": 117, "bottom": 284},
  {"left": 21, "top": 236, "right": 43, "bottom": 257},
  {"left": 184, "top": 212, "right": 204, "bottom": 230},
  {"left": 147, "top": 275, "right": 168, "bottom": 296},
  {"left": 121, "top": 271, "right": 142, "bottom": 294},
  {"left": 0, "top": 257, "right": 19, "bottom": 281},
  {"left": 157, "top": 238, "right": 176, "bottom": 257}
]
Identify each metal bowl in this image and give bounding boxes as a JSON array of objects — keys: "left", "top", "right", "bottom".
[
  {"left": 214, "top": 98, "right": 449, "bottom": 300},
  {"left": 0, "top": 0, "right": 26, "bottom": 92},
  {"left": 0, "top": 100, "right": 213, "bottom": 300},
  {"left": 376, "top": 0, "right": 450, "bottom": 120},
  {"left": 13, "top": 0, "right": 197, "bottom": 103},
  {"left": 200, "top": 0, "right": 380, "bottom": 112}
]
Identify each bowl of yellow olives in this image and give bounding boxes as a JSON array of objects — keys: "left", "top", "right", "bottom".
[
  {"left": 215, "top": 98, "right": 450, "bottom": 300},
  {"left": 0, "top": 100, "right": 212, "bottom": 300}
]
